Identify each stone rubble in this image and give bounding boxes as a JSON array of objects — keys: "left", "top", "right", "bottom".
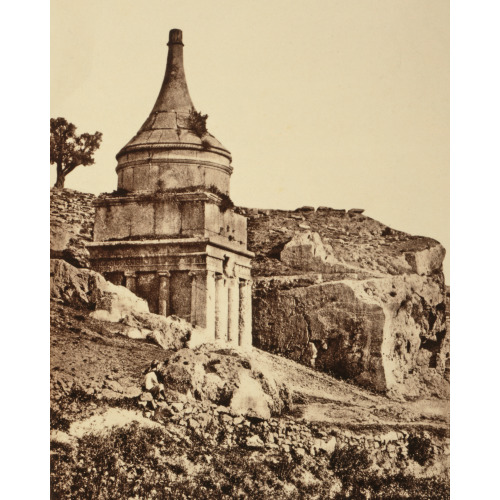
[{"left": 136, "top": 386, "right": 449, "bottom": 476}]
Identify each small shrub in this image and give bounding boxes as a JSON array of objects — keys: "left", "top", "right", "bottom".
[
  {"left": 67, "top": 385, "right": 92, "bottom": 403},
  {"left": 106, "top": 188, "right": 129, "bottom": 197},
  {"left": 329, "top": 445, "right": 372, "bottom": 481},
  {"left": 408, "top": 434, "right": 434, "bottom": 465},
  {"left": 219, "top": 194, "right": 234, "bottom": 212},
  {"left": 269, "top": 455, "right": 296, "bottom": 482},
  {"left": 368, "top": 472, "right": 450, "bottom": 499},
  {"left": 187, "top": 109, "right": 208, "bottom": 138},
  {"left": 50, "top": 407, "right": 71, "bottom": 432},
  {"left": 207, "top": 184, "right": 234, "bottom": 212},
  {"left": 157, "top": 179, "right": 165, "bottom": 191},
  {"left": 50, "top": 441, "right": 75, "bottom": 499}
]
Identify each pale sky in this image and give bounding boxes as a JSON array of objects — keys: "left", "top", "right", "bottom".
[{"left": 51, "top": 0, "right": 449, "bottom": 281}]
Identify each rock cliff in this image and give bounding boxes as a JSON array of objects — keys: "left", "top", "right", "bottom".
[
  {"left": 49, "top": 190, "right": 449, "bottom": 398},
  {"left": 238, "top": 207, "right": 449, "bottom": 399}
]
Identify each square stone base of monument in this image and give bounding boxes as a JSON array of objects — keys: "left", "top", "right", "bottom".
[
  {"left": 88, "top": 237, "right": 253, "bottom": 348},
  {"left": 93, "top": 192, "right": 249, "bottom": 254}
]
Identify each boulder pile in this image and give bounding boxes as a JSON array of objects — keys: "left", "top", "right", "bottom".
[
  {"left": 140, "top": 347, "right": 293, "bottom": 420},
  {"left": 137, "top": 378, "right": 449, "bottom": 476}
]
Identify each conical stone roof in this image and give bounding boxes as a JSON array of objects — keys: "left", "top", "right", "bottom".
[{"left": 117, "top": 29, "right": 231, "bottom": 162}]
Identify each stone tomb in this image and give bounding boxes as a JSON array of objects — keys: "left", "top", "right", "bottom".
[{"left": 88, "top": 29, "right": 253, "bottom": 347}]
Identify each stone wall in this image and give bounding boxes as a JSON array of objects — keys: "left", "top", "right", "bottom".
[
  {"left": 141, "top": 397, "right": 449, "bottom": 479},
  {"left": 50, "top": 188, "right": 96, "bottom": 268}
]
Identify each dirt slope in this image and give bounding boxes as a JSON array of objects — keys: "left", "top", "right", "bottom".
[{"left": 51, "top": 301, "right": 448, "bottom": 431}]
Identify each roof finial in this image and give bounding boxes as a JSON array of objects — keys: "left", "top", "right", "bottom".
[{"left": 168, "top": 29, "right": 183, "bottom": 46}]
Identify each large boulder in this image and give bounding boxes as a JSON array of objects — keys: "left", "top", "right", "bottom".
[
  {"left": 280, "top": 231, "right": 363, "bottom": 276},
  {"left": 404, "top": 245, "right": 447, "bottom": 276},
  {"left": 119, "top": 313, "right": 200, "bottom": 351},
  {"left": 157, "top": 347, "right": 292, "bottom": 418},
  {"left": 50, "top": 259, "right": 149, "bottom": 320},
  {"left": 50, "top": 259, "right": 201, "bottom": 351}
]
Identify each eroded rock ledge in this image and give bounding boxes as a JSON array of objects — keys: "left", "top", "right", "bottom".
[{"left": 241, "top": 207, "right": 449, "bottom": 399}]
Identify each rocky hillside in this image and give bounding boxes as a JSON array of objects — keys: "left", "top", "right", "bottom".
[
  {"left": 50, "top": 189, "right": 449, "bottom": 400},
  {"left": 50, "top": 261, "right": 449, "bottom": 499},
  {"left": 236, "top": 206, "right": 450, "bottom": 400},
  {"left": 239, "top": 206, "right": 445, "bottom": 279},
  {"left": 49, "top": 190, "right": 449, "bottom": 497}
]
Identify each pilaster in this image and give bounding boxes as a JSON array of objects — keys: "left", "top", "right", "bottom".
[
  {"left": 189, "top": 271, "right": 204, "bottom": 328},
  {"left": 124, "top": 270, "right": 137, "bottom": 294},
  {"left": 215, "top": 274, "right": 228, "bottom": 343},
  {"left": 227, "top": 277, "right": 240, "bottom": 347},
  {"left": 205, "top": 270, "right": 216, "bottom": 341},
  {"left": 238, "top": 279, "right": 253, "bottom": 348},
  {"left": 158, "top": 271, "right": 171, "bottom": 316}
]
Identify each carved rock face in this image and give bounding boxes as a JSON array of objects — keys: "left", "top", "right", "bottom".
[
  {"left": 247, "top": 211, "right": 449, "bottom": 399},
  {"left": 252, "top": 274, "right": 449, "bottom": 398}
]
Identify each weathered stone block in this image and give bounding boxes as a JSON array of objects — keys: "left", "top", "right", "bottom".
[
  {"left": 154, "top": 200, "right": 182, "bottom": 235},
  {"left": 130, "top": 203, "right": 155, "bottom": 237},
  {"left": 253, "top": 274, "right": 449, "bottom": 398}
]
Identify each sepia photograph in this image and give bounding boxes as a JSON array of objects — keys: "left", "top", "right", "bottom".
[{"left": 47, "top": 1, "right": 453, "bottom": 498}]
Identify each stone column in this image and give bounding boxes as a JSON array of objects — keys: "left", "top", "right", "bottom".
[
  {"left": 215, "top": 274, "right": 228, "bottom": 343},
  {"left": 227, "top": 277, "right": 240, "bottom": 347},
  {"left": 189, "top": 270, "right": 215, "bottom": 333},
  {"left": 124, "top": 271, "right": 137, "bottom": 294},
  {"left": 189, "top": 271, "right": 200, "bottom": 327},
  {"left": 157, "top": 271, "right": 171, "bottom": 317},
  {"left": 205, "top": 271, "right": 216, "bottom": 341},
  {"left": 239, "top": 279, "right": 253, "bottom": 348}
]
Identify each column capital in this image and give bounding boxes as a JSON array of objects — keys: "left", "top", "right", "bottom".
[
  {"left": 158, "top": 270, "right": 171, "bottom": 278},
  {"left": 124, "top": 270, "right": 137, "bottom": 277},
  {"left": 239, "top": 278, "right": 253, "bottom": 287},
  {"left": 189, "top": 270, "right": 205, "bottom": 280},
  {"left": 226, "top": 276, "right": 238, "bottom": 286}
]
